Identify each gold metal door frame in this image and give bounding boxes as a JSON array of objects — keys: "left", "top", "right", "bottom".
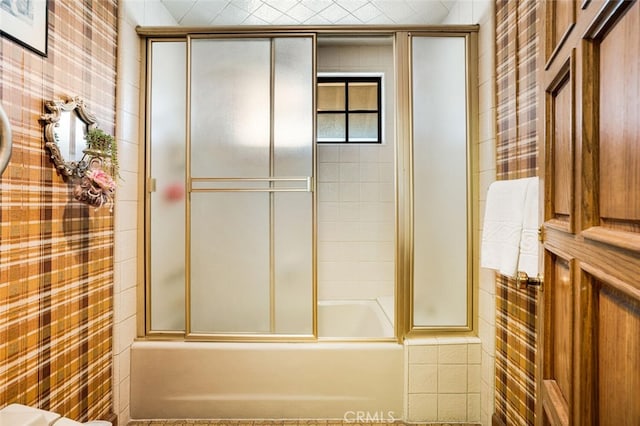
[{"left": 139, "top": 25, "right": 480, "bottom": 343}]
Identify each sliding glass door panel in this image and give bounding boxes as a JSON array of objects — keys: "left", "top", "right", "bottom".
[{"left": 187, "top": 36, "right": 315, "bottom": 336}]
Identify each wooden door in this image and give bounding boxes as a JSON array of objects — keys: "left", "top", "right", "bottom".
[{"left": 539, "top": 0, "right": 640, "bottom": 425}]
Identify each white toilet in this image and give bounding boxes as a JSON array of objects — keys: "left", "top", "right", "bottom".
[{"left": 0, "top": 404, "right": 111, "bottom": 426}]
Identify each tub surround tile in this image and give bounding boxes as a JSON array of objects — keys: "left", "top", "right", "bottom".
[
  {"left": 438, "top": 344, "right": 467, "bottom": 364},
  {"left": 478, "top": 108, "right": 496, "bottom": 143},
  {"left": 481, "top": 380, "right": 495, "bottom": 419},
  {"left": 481, "top": 352, "right": 495, "bottom": 387},
  {"left": 360, "top": 163, "right": 380, "bottom": 182},
  {"left": 437, "top": 394, "right": 468, "bottom": 422},
  {"left": 467, "top": 393, "right": 482, "bottom": 422},
  {"left": 438, "top": 365, "right": 468, "bottom": 393},
  {"left": 318, "top": 145, "right": 340, "bottom": 162},
  {"left": 409, "top": 345, "right": 438, "bottom": 364},
  {"left": 339, "top": 145, "right": 360, "bottom": 162},
  {"left": 319, "top": 202, "right": 340, "bottom": 221},
  {"left": 478, "top": 268, "right": 496, "bottom": 295},
  {"left": 360, "top": 182, "right": 380, "bottom": 201},
  {"left": 478, "top": 139, "right": 496, "bottom": 173},
  {"left": 467, "top": 364, "right": 481, "bottom": 393},
  {"left": 340, "top": 163, "right": 361, "bottom": 182},
  {"left": 318, "top": 183, "right": 340, "bottom": 202},
  {"left": 408, "top": 364, "right": 438, "bottom": 393},
  {"left": 318, "top": 163, "right": 340, "bottom": 181},
  {"left": 360, "top": 146, "right": 380, "bottom": 162},
  {"left": 407, "top": 393, "right": 438, "bottom": 421},
  {"left": 339, "top": 202, "right": 361, "bottom": 221},
  {"left": 338, "top": 180, "right": 360, "bottom": 202},
  {"left": 478, "top": 317, "right": 496, "bottom": 356},
  {"left": 467, "top": 344, "right": 481, "bottom": 364},
  {"left": 406, "top": 339, "right": 482, "bottom": 423},
  {"left": 479, "top": 289, "right": 496, "bottom": 326}
]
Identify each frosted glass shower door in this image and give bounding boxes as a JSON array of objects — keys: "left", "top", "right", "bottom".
[
  {"left": 411, "top": 35, "right": 469, "bottom": 328},
  {"left": 188, "top": 37, "right": 314, "bottom": 336},
  {"left": 148, "top": 41, "right": 187, "bottom": 332}
]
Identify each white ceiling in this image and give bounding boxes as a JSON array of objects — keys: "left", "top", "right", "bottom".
[{"left": 161, "top": 0, "right": 456, "bottom": 26}]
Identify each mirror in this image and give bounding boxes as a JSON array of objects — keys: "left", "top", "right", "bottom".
[{"left": 41, "top": 96, "right": 97, "bottom": 177}]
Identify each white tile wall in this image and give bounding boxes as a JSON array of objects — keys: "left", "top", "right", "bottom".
[
  {"left": 406, "top": 338, "right": 482, "bottom": 422},
  {"left": 471, "top": 0, "right": 498, "bottom": 424},
  {"left": 317, "top": 42, "right": 395, "bottom": 303},
  {"left": 114, "top": 1, "right": 178, "bottom": 424}
]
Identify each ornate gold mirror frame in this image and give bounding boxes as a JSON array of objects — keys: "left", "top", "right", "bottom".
[{"left": 41, "top": 96, "right": 97, "bottom": 178}]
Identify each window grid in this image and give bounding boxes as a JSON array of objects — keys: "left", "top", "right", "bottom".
[{"left": 317, "top": 76, "right": 382, "bottom": 144}]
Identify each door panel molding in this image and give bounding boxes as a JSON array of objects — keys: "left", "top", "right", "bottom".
[
  {"left": 579, "top": 263, "right": 640, "bottom": 424},
  {"left": 544, "top": 0, "right": 576, "bottom": 68},
  {"left": 544, "top": 52, "right": 575, "bottom": 232},
  {"left": 541, "top": 251, "right": 575, "bottom": 424},
  {"left": 583, "top": 0, "right": 634, "bottom": 40}
]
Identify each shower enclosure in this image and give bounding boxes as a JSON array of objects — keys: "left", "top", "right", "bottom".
[
  {"left": 148, "top": 35, "right": 315, "bottom": 338},
  {"left": 144, "top": 28, "right": 475, "bottom": 342}
]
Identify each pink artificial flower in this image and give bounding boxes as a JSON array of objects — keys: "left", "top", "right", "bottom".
[{"left": 86, "top": 168, "right": 116, "bottom": 192}]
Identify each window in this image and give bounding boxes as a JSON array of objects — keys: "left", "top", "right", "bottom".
[{"left": 317, "top": 76, "right": 382, "bottom": 143}]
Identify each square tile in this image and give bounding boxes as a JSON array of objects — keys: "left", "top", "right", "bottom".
[
  {"left": 438, "top": 393, "right": 468, "bottom": 422},
  {"left": 340, "top": 162, "right": 360, "bottom": 182},
  {"left": 468, "top": 364, "right": 481, "bottom": 392},
  {"left": 409, "top": 344, "right": 438, "bottom": 364},
  {"left": 438, "top": 364, "right": 467, "bottom": 393},
  {"left": 438, "top": 343, "right": 468, "bottom": 364},
  {"left": 360, "top": 163, "right": 380, "bottom": 182},
  {"left": 407, "top": 393, "right": 438, "bottom": 422},
  {"left": 360, "top": 182, "right": 379, "bottom": 201},
  {"left": 340, "top": 145, "right": 360, "bottom": 162},
  {"left": 408, "top": 364, "right": 438, "bottom": 393},
  {"left": 340, "top": 182, "right": 360, "bottom": 202},
  {"left": 318, "top": 162, "right": 339, "bottom": 182},
  {"left": 317, "top": 145, "right": 339, "bottom": 162},
  {"left": 468, "top": 342, "right": 482, "bottom": 364},
  {"left": 481, "top": 351, "right": 495, "bottom": 385},
  {"left": 468, "top": 392, "right": 481, "bottom": 422}
]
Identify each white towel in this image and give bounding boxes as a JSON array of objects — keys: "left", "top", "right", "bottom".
[
  {"left": 517, "top": 178, "right": 539, "bottom": 276},
  {"left": 481, "top": 177, "right": 537, "bottom": 277}
]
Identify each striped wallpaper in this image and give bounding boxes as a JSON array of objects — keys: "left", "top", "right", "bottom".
[
  {"left": 494, "top": 0, "right": 540, "bottom": 425},
  {"left": 0, "top": 0, "right": 117, "bottom": 423}
]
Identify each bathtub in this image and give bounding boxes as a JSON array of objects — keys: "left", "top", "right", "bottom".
[
  {"left": 130, "top": 340, "right": 403, "bottom": 420},
  {"left": 318, "top": 299, "right": 394, "bottom": 338}
]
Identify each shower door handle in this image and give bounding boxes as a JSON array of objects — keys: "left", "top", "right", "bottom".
[{"left": 190, "top": 176, "right": 313, "bottom": 193}]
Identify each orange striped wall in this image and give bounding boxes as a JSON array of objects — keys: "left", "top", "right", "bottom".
[
  {"left": 0, "top": 0, "right": 117, "bottom": 422},
  {"left": 494, "top": 0, "right": 540, "bottom": 425}
]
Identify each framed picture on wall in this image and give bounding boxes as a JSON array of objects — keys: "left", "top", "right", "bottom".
[{"left": 0, "top": 0, "right": 48, "bottom": 56}]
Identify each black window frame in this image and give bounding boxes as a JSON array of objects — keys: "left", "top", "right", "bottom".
[{"left": 316, "top": 76, "right": 383, "bottom": 144}]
